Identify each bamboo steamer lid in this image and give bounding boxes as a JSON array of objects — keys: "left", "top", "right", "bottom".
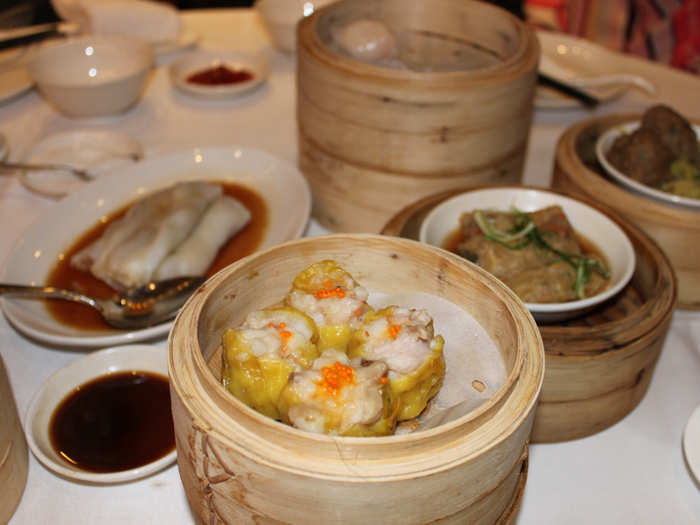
[
  {"left": 297, "top": 0, "right": 539, "bottom": 232},
  {"left": 380, "top": 186, "right": 676, "bottom": 443},
  {"left": 552, "top": 113, "right": 699, "bottom": 310},
  {"left": 168, "top": 235, "right": 544, "bottom": 524},
  {"left": 0, "top": 355, "right": 28, "bottom": 524}
]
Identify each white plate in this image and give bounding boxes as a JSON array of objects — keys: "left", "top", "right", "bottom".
[
  {"left": 24, "top": 344, "right": 175, "bottom": 483},
  {"left": 536, "top": 30, "right": 647, "bottom": 109},
  {"left": 684, "top": 403, "right": 700, "bottom": 486},
  {"left": 19, "top": 129, "right": 143, "bottom": 199},
  {"left": 1, "top": 146, "right": 311, "bottom": 348},
  {"left": 169, "top": 50, "right": 268, "bottom": 99},
  {"left": 596, "top": 121, "right": 700, "bottom": 210},
  {"left": 419, "top": 187, "right": 636, "bottom": 323}
]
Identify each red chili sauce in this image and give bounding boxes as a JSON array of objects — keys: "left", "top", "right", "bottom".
[
  {"left": 45, "top": 182, "right": 268, "bottom": 331},
  {"left": 186, "top": 65, "right": 254, "bottom": 86}
]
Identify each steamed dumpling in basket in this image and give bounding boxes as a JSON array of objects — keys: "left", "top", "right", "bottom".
[
  {"left": 277, "top": 349, "right": 399, "bottom": 437},
  {"left": 285, "top": 260, "right": 372, "bottom": 353},
  {"left": 348, "top": 306, "right": 445, "bottom": 421},
  {"left": 222, "top": 306, "right": 320, "bottom": 419}
]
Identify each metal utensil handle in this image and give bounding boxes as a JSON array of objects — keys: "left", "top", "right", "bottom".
[
  {"left": 0, "top": 283, "right": 98, "bottom": 309},
  {"left": 0, "top": 162, "right": 93, "bottom": 181}
]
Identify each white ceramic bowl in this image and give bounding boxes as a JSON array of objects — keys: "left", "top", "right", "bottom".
[
  {"left": 596, "top": 121, "right": 700, "bottom": 210},
  {"left": 169, "top": 50, "right": 268, "bottom": 99},
  {"left": 28, "top": 35, "right": 153, "bottom": 118},
  {"left": 255, "top": 0, "right": 336, "bottom": 52},
  {"left": 419, "top": 187, "right": 636, "bottom": 323},
  {"left": 24, "top": 344, "right": 175, "bottom": 484}
]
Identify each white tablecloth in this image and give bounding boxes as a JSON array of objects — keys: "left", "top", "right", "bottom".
[{"left": 1, "top": 8, "right": 699, "bottom": 525}]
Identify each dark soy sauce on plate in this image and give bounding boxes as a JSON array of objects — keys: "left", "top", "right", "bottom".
[
  {"left": 49, "top": 371, "right": 174, "bottom": 473},
  {"left": 45, "top": 182, "right": 267, "bottom": 331}
]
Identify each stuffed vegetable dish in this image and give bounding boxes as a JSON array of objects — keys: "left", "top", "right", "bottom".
[
  {"left": 221, "top": 260, "right": 446, "bottom": 437},
  {"left": 448, "top": 206, "right": 610, "bottom": 304}
]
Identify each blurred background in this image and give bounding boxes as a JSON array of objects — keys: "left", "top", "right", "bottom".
[{"left": 1, "top": 0, "right": 698, "bottom": 74}]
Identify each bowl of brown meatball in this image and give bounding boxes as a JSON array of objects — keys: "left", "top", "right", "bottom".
[{"left": 596, "top": 104, "right": 700, "bottom": 209}]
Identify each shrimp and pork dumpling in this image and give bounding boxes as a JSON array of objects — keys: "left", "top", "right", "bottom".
[
  {"left": 222, "top": 307, "right": 320, "bottom": 419},
  {"left": 348, "top": 306, "right": 445, "bottom": 421},
  {"left": 285, "top": 260, "right": 371, "bottom": 352},
  {"left": 277, "top": 349, "right": 398, "bottom": 437}
]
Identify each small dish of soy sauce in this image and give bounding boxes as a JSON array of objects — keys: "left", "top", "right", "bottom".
[
  {"left": 169, "top": 49, "right": 269, "bottom": 100},
  {"left": 24, "top": 344, "right": 176, "bottom": 483}
]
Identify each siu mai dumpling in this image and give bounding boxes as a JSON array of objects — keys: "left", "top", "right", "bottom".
[
  {"left": 285, "top": 260, "right": 371, "bottom": 353},
  {"left": 154, "top": 195, "right": 251, "bottom": 280},
  {"left": 222, "top": 306, "right": 319, "bottom": 419},
  {"left": 71, "top": 181, "right": 221, "bottom": 290},
  {"left": 348, "top": 306, "right": 445, "bottom": 421},
  {"left": 277, "top": 349, "right": 398, "bottom": 437}
]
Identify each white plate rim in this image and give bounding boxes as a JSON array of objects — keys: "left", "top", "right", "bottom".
[
  {"left": 169, "top": 49, "right": 269, "bottom": 99},
  {"left": 1, "top": 146, "right": 311, "bottom": 348},
  {"left": 19, "top": 128, "right": 144, "bottom": 199},
  {"left": 535, "top": 30, "right": 628, "bottom": 110},
  {"left": 23, "top": 344, "right": 175, "bottom": 484},
  {"left": 683, "top": 403, "right": 700, "bottom": 486},
  {"left": 418, "top": 187, "right": 636, "bottom": 322},
  {"left": 595, "top": 121, "right": 700, "bottom": 210}
]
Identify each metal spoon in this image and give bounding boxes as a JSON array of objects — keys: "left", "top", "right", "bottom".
[
  {"left": 0, "top": 160, "right": 95, "bottom": 181},
  {"left": 0, "top": 276, "right": 205, "bottom": 329}
]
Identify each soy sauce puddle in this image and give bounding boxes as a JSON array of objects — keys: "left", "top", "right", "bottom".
[{"left": 49, "top": 371, "right": 174, "bottom": 473}]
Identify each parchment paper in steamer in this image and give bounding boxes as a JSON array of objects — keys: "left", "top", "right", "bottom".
[{"left": 369, "top": 291, "right": 507, "bottom": 432}]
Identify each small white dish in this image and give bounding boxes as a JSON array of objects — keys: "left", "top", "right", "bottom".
[
  {"left": 28, "top": 35, "right": 153, "bottom": 118},
  {"left": 24, "top": 344, "right": 174, "bottom": 484},
  {"left": 169, "top": 50, "right": 268, "bottom": 99},
  {"left": 19, "top": 129, "right": 143, "bottom": 199},
  {"left": 1, "top": 146, "right": 311, "bottom": 348},
  {"left": 536, "top": 30, "right": 655, "bottom": 109},
  {"left": 255, "top": 0, "right": 336, "bottom": 52},
  {"left": 683, "top": 403, "right": 700, "bottom": 486},
  {"left": 596, "top": 121, "right": 700, "bottom": 210},
  {"left": 419, "top": 187, "right": 636, "bottom": 323}
]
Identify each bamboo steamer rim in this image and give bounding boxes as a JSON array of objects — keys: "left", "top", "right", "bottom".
[
  {"left": 379, "top": 184, "right": 677, "bottom": 354},
  {"left": 297, "top": 0, "right": 540, "bottom": 86},
  {"left": 168, "top": 234, "right": 544, "bottom": 479},
  {"left": 557, "top": 113, "right": 700, "bottom": 228}
]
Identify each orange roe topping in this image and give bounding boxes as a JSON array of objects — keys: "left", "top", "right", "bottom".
[
  {"left": 268, "top": 322, "right": 293, "bottom": 343},
  {"left": 316, "top": 361, "right": 355, "bottom": 396},
  {"left": 314, "top": 282, "right": 347, "bottom": 299},
  {"left": 380, "top": 377, "right": 388, "bottom": 384},
  {"left": 388, "top": 324, "right": 402, "bottom": 339}
]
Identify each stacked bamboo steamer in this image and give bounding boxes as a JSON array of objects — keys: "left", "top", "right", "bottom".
[
  {"left": 297, "top": 0, "right": 539, "bottom": 232},
  {"left": 552, "top": 113, "right": 700, "bottom": 310},
  {"left": 380, "top": 187, "right": 677, "bottom": 443},
  {"left": 0, "top": 355, "right": 28, "bottom": 524},
  {"left": 169, "top": 235, "right": 544, "bottom": 524}
]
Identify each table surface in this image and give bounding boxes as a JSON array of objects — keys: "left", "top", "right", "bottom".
[{"left": 1, "top": 8, "right": 699, "bottom": 525}]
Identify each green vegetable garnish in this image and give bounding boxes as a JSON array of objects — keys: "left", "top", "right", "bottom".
[{"left": 473, "top": 209, "right": 609, "bottom": 300}]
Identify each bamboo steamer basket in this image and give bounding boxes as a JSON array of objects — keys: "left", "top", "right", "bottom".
[
  {"left": 0, "top": 355, "right": 28, "bottom": 524},
  {"left": 552, "top": 113, "right": 700, "bottom": 310},
  {"left": 381, "top": 186, "right": 676, "bottom": 443},
  {"left": 168, "top": 234, "right": 544, "bottom": 525},
  {"left": 296, "top": 0, "right": 539, "bottom": 233}
]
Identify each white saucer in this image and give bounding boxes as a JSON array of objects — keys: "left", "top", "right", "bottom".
[
  {"left": 19, "top": 129, "right": 143, "bottom": 199},
  {"left": 24, "top": 344, "right": 175, "bottom": 484},
  {"left": 684, "top": 403, "right": 700, "bottom": 486},
  {"left": 169, "top": 50, "right": 268, "bottom": 99}
]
